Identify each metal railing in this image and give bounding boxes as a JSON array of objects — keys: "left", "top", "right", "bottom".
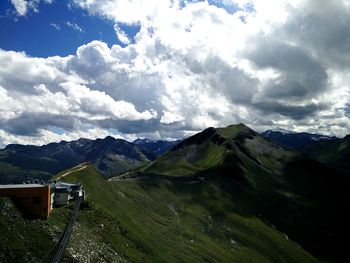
[{"left": 42, "top": 196, "right": 82, "bottom": 263}]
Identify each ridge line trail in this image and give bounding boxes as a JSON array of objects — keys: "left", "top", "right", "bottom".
[{"left": 56, "top": 164, "right": 88, "bottom": 180}]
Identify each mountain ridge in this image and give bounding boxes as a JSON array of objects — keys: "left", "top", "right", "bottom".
[
  {"left": 262, "top": 129, "right": 340, "bottom": 152},
  {"left": 306, "top": 134, "right": 350, "bottom": 175},
  {"left": 133, "top": 137, "right": 181, "bottom": 156},
  {"left": 143, "top": 124, "right": 295, "bottom": 178},
  {"left": 140, "top": 124, "right": 348, "bottom": 262},
  {"left": 0, "top": 136, "right": 179, "bottom": 184}
]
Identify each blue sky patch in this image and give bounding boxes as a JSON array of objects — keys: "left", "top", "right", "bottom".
[
  {"left": 115, "top": 23, "right": 141, "bottom": 45},
  {"left": 0, "top": 0, "right": 138, "bottom": 57},
  {"left": 207, "top": 0, "right": 240, "bottom": 14},
  {"left": 179, "top": 0, "right": 239, "bottom": 14}
]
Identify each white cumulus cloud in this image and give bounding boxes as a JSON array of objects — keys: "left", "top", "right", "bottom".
[
  {"left": 1, "top": 0, "right": 350, "bottom": 146},
  {"left": 11, "top": 0, "right": 53, "bottom": 16}
]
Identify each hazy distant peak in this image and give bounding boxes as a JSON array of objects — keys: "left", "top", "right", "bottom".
[
  {"left": 261, "top": 129, "right": 339, "bottom": 152},
  {"left": 134, "top": 138, "right": 155, "bottom": 144},
  {"left": 263, "top": 129, "right": 297, "bottom": 135}
]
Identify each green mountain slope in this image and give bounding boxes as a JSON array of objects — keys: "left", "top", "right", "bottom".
[
  {"left": 0, "top": 165, "right": 331, "bottom": 262},
  {"left": 0, "top": 197, "right": 58, "bottom": 262},
  {"left": 140, "top": 124, "right": 348, "bottom": 262},
  {"left": 55, "top": 165, "right": 319, "bottom": 262},
  {"left": 143, "top": 124, "right": 295, "bottom": 177}
]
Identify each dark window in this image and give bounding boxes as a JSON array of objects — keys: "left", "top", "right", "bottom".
[{"left": 32, "top": 196, "right": 41, "bottom": 204}]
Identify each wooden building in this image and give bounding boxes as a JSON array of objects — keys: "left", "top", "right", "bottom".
[{"left": 0, "top": 184, "right": 53, "bottom": 218}]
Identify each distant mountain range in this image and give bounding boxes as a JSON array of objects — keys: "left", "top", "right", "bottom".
[
  {"left": 133, "top": 138, "right": 181, "bottom": 156},
  {"left": 306, "top": 134, "right": 350, "bottom": 175},
  {"left": 261, "top": 129, "right": 350, "bottom": 176},
  {"left": 261, "top": 130, "right": 339, "bottom": 152},
  {"left": 1, "top": 128, "right": 347, "bottom": 184},
  {"left": 0, "top": 137, "right": 179, "bottom": 184}
]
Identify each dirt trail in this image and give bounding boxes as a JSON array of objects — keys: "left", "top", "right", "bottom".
[{"left": 56, "top": 164, "right": 88, "bottom": 180}]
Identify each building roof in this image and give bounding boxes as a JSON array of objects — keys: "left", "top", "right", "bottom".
[
  {"left": 0, "top": 184, "right": 47, "bottom": 189},
  {"left": 54, "top": 182, "right": 81, "bottom": 190}
]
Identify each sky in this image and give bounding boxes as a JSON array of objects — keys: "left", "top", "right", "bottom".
[{"left": 0, "top": 0, "right": 350, "bottom": 146}]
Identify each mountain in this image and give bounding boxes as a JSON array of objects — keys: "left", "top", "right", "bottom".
[
  {"left": 0, "top": 136, "right": 156, "bottom": 183},
  {"left": 143, "top": 124, "right": 295, "bottom": 177},
  {"left": 261, "top": 130, "right": 339, "bottom": 152},
  {"left": 133, "top": 138, "right": 180, "bottom": 157},
  {"left": 261, "top": 129, "right": 350, "bottom": 175},
  {"left": 0, "top": 124, "right": 348, "bottom": 262},
  {"left": 140, "top": 124, "right": 348, "bottom": 262},
  {"left": 306, "top": 134, "right": 350, "bottom": 175}
]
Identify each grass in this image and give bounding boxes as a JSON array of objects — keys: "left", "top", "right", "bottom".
[
  {"left": 144, "top": 140, "right": 226, "bottom": 177},
  {"left": 0, "top": 197, "right": 71, "bottom": 263},
  {"left": 216, "top": 124, "right": 251, "bottom": 138},
  {"left": 52, "top": 165, "right": 321, "bottom": 263}
]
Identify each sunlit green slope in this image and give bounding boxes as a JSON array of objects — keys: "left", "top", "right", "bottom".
[{"left": 57, "top": 164, "right": 319, "bottom": 263}]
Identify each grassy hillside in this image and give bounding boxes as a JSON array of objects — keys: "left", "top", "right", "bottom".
[
  {"left": 1, "top": 164, "right": 322, "bottom": 262},
  {"left": 57, "top": 165, "right": 320, "bottom": 263},
  {"left": 0, "top": 197, "right": 74, "bottom": 263},
  {"left": 143, "top": 124, "right": 295, "bottom": 177}
]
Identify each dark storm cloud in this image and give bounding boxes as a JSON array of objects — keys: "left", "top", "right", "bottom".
[
  {"left": 282, "top": 0, "right": 350, "bottom": 69},
  {"left": 95, "top": 117, "right": 193, "bottom": 135},
  {"left": 185, "top": 54, "right": 258, "bottom": 104},
  {"left": 345, "top": 104, "right": 350, "bottom": 117},
  {"left": 246, "top": 40, "right": 328, "bottom": 100},
  {"left": 2, "top": 113, "right": 78, "bottom": 136},
  {"left": 253, "top": 101, "right": 328, "bottom": 120},
  {"left": 96, "top": 119, "right": 161, "bottom": 134}
]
